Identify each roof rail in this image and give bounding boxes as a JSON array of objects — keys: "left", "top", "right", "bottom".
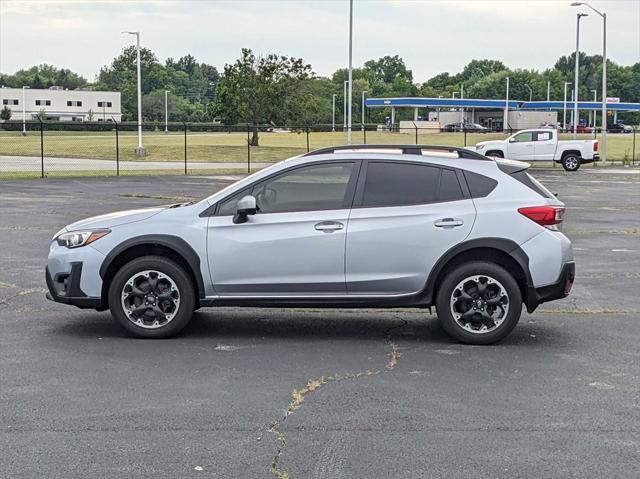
[{"left": 302, "top": 144, "right": 491, "bottom": 161}]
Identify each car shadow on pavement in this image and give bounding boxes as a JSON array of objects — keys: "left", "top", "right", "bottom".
[{"left": 48, "top": 308, "right": 569, "bottom": 348}]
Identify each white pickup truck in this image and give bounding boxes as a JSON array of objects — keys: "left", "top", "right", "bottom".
[{"left": 471, "top": 128, "right": 599, "bottom": 171}]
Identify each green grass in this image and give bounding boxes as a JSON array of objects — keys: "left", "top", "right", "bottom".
[{"left": 0, "top": 129, "right": 637, "bottom": 169}]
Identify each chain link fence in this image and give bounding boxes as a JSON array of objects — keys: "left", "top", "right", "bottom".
[{"left": 0, "top": 121, "right": 636, "bottom": 179}]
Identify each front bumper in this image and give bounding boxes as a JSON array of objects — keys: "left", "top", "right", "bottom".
[
  {"left": 46, "top": 241, "right": 106, "bottom": 310},
  {"left": 45, "top": 263, "right": 104, "bottom": 309},
  {"left": 526, "top": 261, "right": 575, "bottom": 312}
]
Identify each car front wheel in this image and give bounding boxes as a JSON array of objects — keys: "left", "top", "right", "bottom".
[
  {"left": 108, "top": 256, "right": 195, "bottom": 338},
  {"left": 435, "top": 261, "right": 522, "bottom": 345}
]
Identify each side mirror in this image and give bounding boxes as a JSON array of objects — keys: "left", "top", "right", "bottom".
[
  {"left": 233, "top": 195, "right": 257, "bottom": 224},
  {"left": 508, "top": 138, "right": 516, "bottom": 143}
]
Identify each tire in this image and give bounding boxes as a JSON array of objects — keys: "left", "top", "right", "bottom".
[
  {"left": 485, "top": 150, "right": 503, "bottom": 158},
  {"left": 435, "top": 261, "right": 522, "bottom": 345},
  {"left": 108, "top": 255, "right": 196, "bottom": 338},
  {"left": 562, "top": 154, "right": 581, "bottom": 171}
]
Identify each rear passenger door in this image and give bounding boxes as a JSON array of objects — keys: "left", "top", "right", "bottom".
[
  {"left": 345, "top": 161, "right": 476, "bottom": 295},
  {"left": 532, "top": 130, "right": 556, "bottom": 161}
]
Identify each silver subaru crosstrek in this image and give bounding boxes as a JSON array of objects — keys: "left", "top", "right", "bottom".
[{"left": 46, "top": 145, "right": 574, "bottom": 345}]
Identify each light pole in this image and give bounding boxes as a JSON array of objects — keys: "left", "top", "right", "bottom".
[
  {"left": 591, "top": 89, "right": 597, "bottom": 127},
  {"left": 21, "top": 86, "right": 29, "bottom": 135},
  {"left": 525, "top": 84, "right": 533, "bottom": 102},
  {"left": 503, "top": 76, "right": 509, "bottom": 132},
  {"left": 573, "top": 13, "right": 588, "bottom": 137},
  {"left": 460, "top": 84, "right": 464, "bottom": 124},
  {"left": 547, "top": 80, "right": 551, "bottom": 101},
  {"left": 343, "top": 80, "right": 348, "bottom": 130},
  {"left": 332, "top": 94, "right": 336, "bottom": 132},
  {"left": 102, "top": 100, "right": 106, "bottom": 121},
  {"left": 164, "top": 90, "right": 170, "bottom": 134},
  {"left": 572, "top": 2, "right": 606, "bottom": 161},
  {"left": 563, "top": 81, "right": 572, "bottom": 131},
  {"left": 347, "top": 0, "right": 353, "bottom": 145},
  {"left": 123, "top": 31, "right": 144, "bottom": 156},
  {"left": 361, "top": 90, "right": 367, "bottom": 131}
]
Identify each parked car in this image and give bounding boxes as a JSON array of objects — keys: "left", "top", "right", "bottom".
[
  {"left": 443, "top": 122, "right": 490, "bottom": 132},
  {"left": 573, "top": 124, "right": 594, "bottom": 134},
  {"left": 608, "top": 122, "right": 632, "bottom": 134},
  {"left": 471, "top": 128, "right": 599, "bottom": 171},
  {"left": 46, "top": 145, "right": 574, "bottom": 345}
]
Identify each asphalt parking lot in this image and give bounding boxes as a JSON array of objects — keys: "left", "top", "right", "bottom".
[{"left": 1, "top": 169, "right": 639, "bottom": 478}]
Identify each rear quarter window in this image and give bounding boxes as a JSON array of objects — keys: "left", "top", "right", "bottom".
[{"left": 462, "top": 171, "right": 498, "bottom": 198}]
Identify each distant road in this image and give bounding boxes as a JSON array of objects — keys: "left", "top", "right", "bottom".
[{"left": 0, "top": 155, "right": 272, "bottom": 172}]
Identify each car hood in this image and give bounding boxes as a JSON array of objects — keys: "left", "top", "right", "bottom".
[
  {"left": 473, "top": 139, "right": 505, "bottom": 149},
  {"left": 64, "top": 206, "right": 166, "bottom": 231}
]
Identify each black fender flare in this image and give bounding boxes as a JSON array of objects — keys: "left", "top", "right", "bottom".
[
  {"left": 422, "top": 237, "right": 534, "bottom": 305},
  {"left": 98, "top": 234, "right": 205, "bottom": 299}
]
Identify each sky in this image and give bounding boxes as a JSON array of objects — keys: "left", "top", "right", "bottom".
[{"left": 1, "top": 0, "right": 639, "bottom": 83}]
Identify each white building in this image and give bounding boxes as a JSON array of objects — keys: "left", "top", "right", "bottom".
[{"left": 0, "top": 86, "right": 122, "bottom": 122}]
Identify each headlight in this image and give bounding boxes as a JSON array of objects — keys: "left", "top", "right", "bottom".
[
  {"left": 476, "top": 145, "right": 485, "bottom": 150},
  {"left": 55, "top": 229, "right": 110, "bottom": 248}
]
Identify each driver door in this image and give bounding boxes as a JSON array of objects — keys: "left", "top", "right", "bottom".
[
  {"left": 507, "top": 131, "right": 535, "bottom": 160},
  {"left": 206, "top": 161, "right": 359, "bottom": 296}
]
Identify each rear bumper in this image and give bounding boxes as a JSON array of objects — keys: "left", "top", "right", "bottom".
[
  {"left": 526, "top": 261, "right": 575, "bottom": 312},
  {"left": 45, "top": 263, "right": 104, "bottom": 309}
]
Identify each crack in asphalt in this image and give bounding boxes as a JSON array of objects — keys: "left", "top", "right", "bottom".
[
  {"left": 268, "top": 318, "right": 408, "bottom": 479},
  {"left": 0, "top": 287, "right": 47, "bottom": 307}
]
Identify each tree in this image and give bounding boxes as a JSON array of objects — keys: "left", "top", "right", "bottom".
[
  {"left": 213, "top": 48, "right": 313, "bottom": 145},
  {"left": 0, "top": 64, "right": 87, "bottom": 90},
  {"left": 86, "top": 109, "right": 95, "bottom": 121},
  {"left": 0, "top": 106, "right": 12, "bottom": 121}
]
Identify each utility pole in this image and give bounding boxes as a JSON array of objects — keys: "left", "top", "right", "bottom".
[
  {"left": 572, "top": 2, "right": 607, "bottom": 161},
  {"left": 347, "top": 0, "right": 353, "bottom": 145},
  {"left": 547, "top": 80, "right": 551, "bottom": 101},
  {"left": 123, "top": 31, "right": 144, "bottom": 156},
  {"left": 503, "top": 77, "right": 509, "bottom": 132},
  {"left": 460, "top": 84, "right": 464, "bottom": 124},
  {"left": 592, "top": 89, "right": 597, "bottom": 127},
  {"left": 343, "top": 80, "right": 348, "bottom": 130},
  {"left": 332, "top": 94, "right": 336, "bottom": 132},
  {"left": 22, "top": 86, "right": 29, "bottom": 135},
  {"left": 361, "top": 90, "right": 367, "bottom": 131},
  {"left": 573, "top": 13, "right": 588, "bottom": 137},
  {"left": 164, "top": 90, "right": 170, "bottom": 134},
  {"left": 563, "top": 82, "right": 572, "bottom": 131}
]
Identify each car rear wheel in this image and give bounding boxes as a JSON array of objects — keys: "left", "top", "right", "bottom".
[
  {"left": 108, "top": 256, "right": 195, "bottom": 338},
  {"left": 435, "top": 261, "right": 522, "bottom": 345},
  {"left": 562, "top": 154, "right": 581, "bottom": 171}
]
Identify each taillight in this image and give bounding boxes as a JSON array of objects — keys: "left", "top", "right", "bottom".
[
  {"left": 518, "top": 206, "right": 565, "bottom": 227},
  {"left": 594, "top": 141, "right": 598, "bottom": 152}
]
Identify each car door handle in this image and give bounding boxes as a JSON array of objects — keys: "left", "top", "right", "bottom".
[
  {"left": 434, "top": 218, "right": 464, "bottom": 228},
  {"left": 314, "top": 221, "right": 344, "bottom": 232}
]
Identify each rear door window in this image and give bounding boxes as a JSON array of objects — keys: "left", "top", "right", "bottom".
[{"left": 361, "top": 162, "right": 440, "bottom": 207}]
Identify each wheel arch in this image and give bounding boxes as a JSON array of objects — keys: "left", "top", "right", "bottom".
[
  {"left": 560, "top": 149, "right": 582, "bottom": 159},
  {"left": 99, "top": 235, "right": 205, "bottom": 306},
  {"left": 485, "top": 149, "right": 504, "bottom": 158},
  {"left": 425, "top": 238, "right": 532, "bottom": 307}
]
